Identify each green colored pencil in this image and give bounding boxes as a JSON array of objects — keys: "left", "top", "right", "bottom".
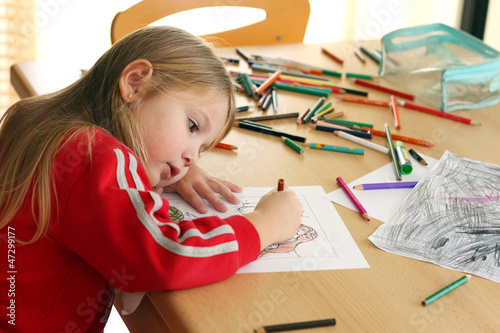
[
  {"left": 329, "top": 119, "right": 373, "bottom": 128},
  {"left": 422, "top": 275, "right": 471, "bottom": 306},
  {"left": 346, "top": 72, "right": 374, "bottom": 80},
  {"left": 282, "top": 137, "right": 304, "bottom": 154},
  {"left": 309, "top": 143, "right": 364, "bottom": 155}
]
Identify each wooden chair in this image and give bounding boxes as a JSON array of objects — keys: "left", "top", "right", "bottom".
[{"left": 110, "top": 0, "right": 310, "bottom": 46}]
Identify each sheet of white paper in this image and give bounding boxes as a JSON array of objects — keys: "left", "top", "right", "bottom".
[
  {"left": 369, "top": 151, "right": 500, "bottom": 283},
  {"left": 324, "top": 154, "right": 438, "bottom": 223},
  {"left": 163, "top": 186, "right": 369, "bottom": 273}
]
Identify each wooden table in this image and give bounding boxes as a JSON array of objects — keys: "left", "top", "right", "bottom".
[{"left": 12, "top": 40, "right": 500, "bottom": 333}]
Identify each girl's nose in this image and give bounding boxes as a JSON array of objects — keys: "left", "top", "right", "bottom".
[{"left": 182, "top": 146, "right": 199, "bottom": 166}]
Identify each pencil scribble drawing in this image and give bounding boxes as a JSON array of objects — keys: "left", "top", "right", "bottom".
[{"left": 369, "top": 151, "right": 500, "bottom": 283}]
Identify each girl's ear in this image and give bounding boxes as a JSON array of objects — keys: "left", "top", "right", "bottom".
[{"left": 118, "top": 59, "right": 153, "bottom": 102}]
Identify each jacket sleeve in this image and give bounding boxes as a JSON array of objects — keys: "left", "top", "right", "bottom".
[{"left": 60, "top": 146, "right": 261, "bottom": 291}]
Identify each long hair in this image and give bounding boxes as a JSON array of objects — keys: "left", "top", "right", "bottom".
[{"left": 0, "top": 26, "right": 236, "bottom": 243}]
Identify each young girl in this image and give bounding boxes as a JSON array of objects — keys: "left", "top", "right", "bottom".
[{"left": 0, "top": 26, "right": 303, "bottom": 332}]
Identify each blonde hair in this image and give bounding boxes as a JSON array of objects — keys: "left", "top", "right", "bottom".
[{"left": 0, "top": 26, "right": 236, "bottom": 243}]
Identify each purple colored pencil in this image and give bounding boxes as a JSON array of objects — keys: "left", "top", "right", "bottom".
[{"left": 353, "top": 181, "right": 418, "bottom": 190}]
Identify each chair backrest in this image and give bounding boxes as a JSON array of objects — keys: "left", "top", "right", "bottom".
[{"left": 110, "top": 0, "right": 310, "bottom": 46}]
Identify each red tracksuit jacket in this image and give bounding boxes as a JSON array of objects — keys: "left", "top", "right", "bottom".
[{"left": 0, "top": 129, "right": 260, "bottom": 332}]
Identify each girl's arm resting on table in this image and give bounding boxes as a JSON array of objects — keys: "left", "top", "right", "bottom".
[
  {"left": 61, "top": 147, "right": 260, "bottom": 291},
  {"left": 162, "top": 164, "right": 243, "bottom": 214}
]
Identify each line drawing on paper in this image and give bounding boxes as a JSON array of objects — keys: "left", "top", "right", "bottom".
[
  {"left": 163, "top": 186, "right": 370, "bottom": 273},
  {"left": 169, "top": 194, "right": 332, "bottom": 260},
  {"left": 369, "top": 151, "right": 500, "bottom": 282}
]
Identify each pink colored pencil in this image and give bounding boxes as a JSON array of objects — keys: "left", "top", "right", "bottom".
[{"left": 336, "top": 176, "right": 371, "bottom": 221}]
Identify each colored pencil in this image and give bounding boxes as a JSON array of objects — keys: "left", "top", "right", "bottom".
[
  {"left": 297, "top": 108, "right": 311, "bottom": 125},
  {"left": 336, "top": 176, "right": 370, "bottom": 221},
  {"left": 303, "top": 97, "right": 325, "bottom": 123},
  {"left": 397, "top": 100, "right": 480, "bottom": 126},
  {"left": 363, "top": 127, "right": 434, "bottom": 147},
  {"left": 321, "top": 47, "right": 344, "bottom": 64},
  {"left": 277, "top": 178, "right": 285, "bottom": 192},
  {"left": 336, "top": 95, "right": 387, "bottom": 107},
  {"left": 310, "top": 123, "right": 372, "bottom": 139},
  {"left": 320, "top": 110, "right": 345, "bottom": 120},
  {"left": 215, "top": 142, "right": 238, "bottom": 150},
  {"left": 318, "top": 120, "right": 370, "bottom": 132},
  {"left": 311, "top": 106, "right": 334, "bottom": 122},
  {"left": 220, "top": 57, "right": 240, "bottom": 64},
  {"left": 255, "top": 70, "right": 282, "bottom": 97},
  {"left": 234, "top": 121, "right": 306, "bottom": 143},
  {"left": 236, "top": 105, "right": 250, "bottom": 112},
  {"left": 329, "top": 119, "right": 373, "bottom": 128},
  {"left": 282, "top": 136, "right": 304, "bottom": 154},
  {"left": 309, "top": 143, "right": 364, "bottom": 155},
  {"left": 409, "top": 149, "right": 428, "bottom": 165},
  {"left": 360, "top": 46, "right": 380, "bottom": 64},
  {"left": 394, "top": 140, "right": 413, "bottom": 175},
  {"left": 236, "top": 112, "right": 299, "bottom": 122},
  {"left": 337, "top": 86, "right": 369, "bottom": 97},
  {"left": 353, "top": 181, "right": 418, "bottom": 190},
  {"left": 265, "top": 81, "right": 331, "bottom": 97},
  {"left": 262, "top": 94, "right": 273, "bottom": 111},
  {"left": 390, "top": 95, "right": 401, "bottom": 129},
  {"left": 250, "top": 74, "right": 345, "bottom": 94},
  {"left": 354, "top": 79, "right": 414, "bottom": 100},
  {"left": 346, "top": 72, "right": 375, "bottom": 80},
  {"left": 271, "top": 88, "right": 278, "bottom": 112},
  {"left": 257, "top": 88, "right": 272, "bottom": 108},
  {"left": 334, "top": 130, "right": 389, "bottom": 154},
  {"left": 252, "top": 54, "right": 342, "bottom": 77},
  {"left": 384, "top": 123, "right": 402, "bottom": 181},
  {"left": 422, "top": 275, "right": 471, "bottom": 306},
  {"left": 309, "top": 101, "right": 331, "bottom": 121},
  {"left": 254, "top": 318, "right": 336, "bottom": 333},
  {"left": 353, "top": 48, "right": 366, "bottom": 63},
  {"left": 236, "top": 47, "right": 252, "bottom": 62}
]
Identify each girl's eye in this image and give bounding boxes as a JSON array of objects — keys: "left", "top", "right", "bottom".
[{"left": 188, "top": 119, "right": 199, "bottom": 133}]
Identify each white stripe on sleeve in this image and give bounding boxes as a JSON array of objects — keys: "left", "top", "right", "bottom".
[{"left": 113, "top": 149, "right": 239, "bottom": 258}]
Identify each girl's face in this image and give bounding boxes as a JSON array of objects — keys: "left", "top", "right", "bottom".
[{"left": 137, "top": 89, "right": 229, "bottom": 190}]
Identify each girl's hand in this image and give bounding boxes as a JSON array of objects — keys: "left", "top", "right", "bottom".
[
  {"left": 244, "top": 184, "right": 303, "bottom": 250},
  {"left": 160, "top": 164, "right": 243, "bottom": 213}
]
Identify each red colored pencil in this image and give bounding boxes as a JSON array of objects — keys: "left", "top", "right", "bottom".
[
  {"left": 215, "top": 142, "right": 238, "bottom": 150},
  {"left": 354, "top": 79, "right": 414, "bottom": 100},
  {"left": 390, "top": 95, "right": 401, "bottom": 129},
  {"left": 321, "top": 47, "right": 344, "bottom": 64},
  {"left": 397, "top": 100, "right": 480, "bottom": 126},
  {"left": 277, "top": 178, "right": 285, "bottom": 191},
  {"left": 337, "top": 95, "right": 389, "bottom": 107}
]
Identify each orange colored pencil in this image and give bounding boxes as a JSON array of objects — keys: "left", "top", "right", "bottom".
[
  {"left": 363, "top": 127, "right": 434, "bottom": 147},
  {"left": 390, "top": 95, "right": 401, "bottom": 129},
  {"left": 321, "top": 47, "right": 344, "bottom": 64},
  {"left": 215, "top": 142, "right": 238, "bottom": 150},
  {"left": 255, "top": 70, "right": 282, "bottom": 97}
]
